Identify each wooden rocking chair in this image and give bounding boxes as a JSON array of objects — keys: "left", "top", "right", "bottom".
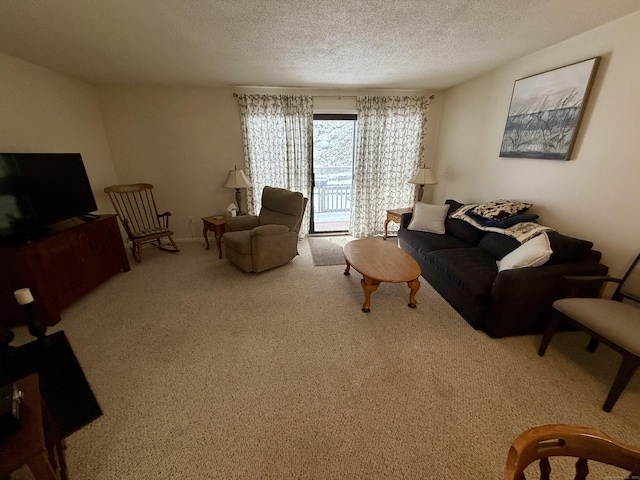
[
  {"left": 104, "top": 183, "right": 179, "bottom": 262},
  {"left": 504, "top": 424, "right": 640, "bottom": 479}
]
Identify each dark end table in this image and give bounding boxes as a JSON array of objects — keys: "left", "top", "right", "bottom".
[{"left": 202, "top": 215, "right": 226, "bottom": 259}]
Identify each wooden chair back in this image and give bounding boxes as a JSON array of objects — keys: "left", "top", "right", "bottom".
[
  {"left": 104, "top": 183, "right": 164, "bottom": 239},
  {"left": 615, "top": 252, "right": 640, "bottom": 303},
  {"left": 504, "top": 424, "right": 640, "bottom": 480},
  {"left": 103, "top": 183, "right": 178, "bottom": 261}
]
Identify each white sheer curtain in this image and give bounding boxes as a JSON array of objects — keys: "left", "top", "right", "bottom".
[
  {"left": 350, "top": 96, "right": 430, "bottom": 238},
  {"left": 235, "top": 94, "right": 313, "bottom": 236}
]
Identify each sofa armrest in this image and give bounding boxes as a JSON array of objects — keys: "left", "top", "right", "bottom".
[
  {"left": 226, "top": 215, "right": 260, "bottom": 232},
  {"left": 400, "top": 212, "right": 413, "bottom": 229},
  {"left": 251, "top": 224, "right": 290, "bottom": 236},
  {"left": 563, "top": 275, "right": 620, "bottom": 284},
  {"left": 485, "top": 261, "right": 609, "bottom": 337},
  {"left": 493, "top": 262, "right": 610, "bottom": 298}
]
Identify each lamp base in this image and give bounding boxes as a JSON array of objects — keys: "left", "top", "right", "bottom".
[
  {"left": 24, "top": 304, "right": 47, "bottom": 339},
  {"left": 416, "top": 186, "right": 424, "bottom": 202},
  {"left": 235, "top": 189, "right": 242, "bottom": 213}
]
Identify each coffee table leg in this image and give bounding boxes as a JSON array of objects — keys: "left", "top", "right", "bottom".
[
  {"left": 407, "top": 278, "right": 420, "bottom": 308},
  {"left": 344, "top": 260, "right": 351, "bottom": 275},
  {"left": 360, "top": 276, "right": 380, "bottom": 312}
]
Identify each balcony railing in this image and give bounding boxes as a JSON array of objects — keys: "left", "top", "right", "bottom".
[
  {"left": 312, "top": 184, "right": 351, "bottom": 232},
  {"left": 313, "top": 184, "right": 351, "bottom": 213}
]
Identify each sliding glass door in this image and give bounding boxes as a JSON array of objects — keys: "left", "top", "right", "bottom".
[{"left": 310, "top": 114, "right": 356, "bottom": 234}]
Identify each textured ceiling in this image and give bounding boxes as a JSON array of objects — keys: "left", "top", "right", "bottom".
[{"left": 1, "top": 0, "right": 639, "bottom": 90}]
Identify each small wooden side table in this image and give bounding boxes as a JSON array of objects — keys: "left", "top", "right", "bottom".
[
  {"left": 0, "top": 374, "right": 67, "bottom": 480},
  {"left": 202, "top": 215, "right": 226, "bottom": 259},
  {"left": 383, "top": 208, "right": 413, "bottom": 239}
]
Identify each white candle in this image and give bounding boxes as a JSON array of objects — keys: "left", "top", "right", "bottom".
[{"left": 14, "top": 288, "right": 34, "bottom": 305}]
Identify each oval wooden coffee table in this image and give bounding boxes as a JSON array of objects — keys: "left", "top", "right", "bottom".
[{"left": 343, "top": 237, "right": 421, "bottom": 312}]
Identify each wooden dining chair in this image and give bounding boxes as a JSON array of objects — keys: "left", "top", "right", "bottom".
[
  {"left": 104, "top": 183, "right": 179, "bottom": 262},
  {"left": 538, "top": 251, "right": 640, "bottom": 411},
  {"left": 504, "top": 424, "right": 640, "bottom": 480}
]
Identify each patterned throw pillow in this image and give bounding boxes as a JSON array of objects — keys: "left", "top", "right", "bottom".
[
  {"left": 472, "top": 199, "right": 532, "bottom": 220},
  {"left": 466, "top": 210, "right": 539, "bottom": 229}
]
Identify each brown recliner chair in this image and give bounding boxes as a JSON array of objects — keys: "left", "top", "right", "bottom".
[{"left": 222, "top": 186, "right": 307, "bottom": 273}]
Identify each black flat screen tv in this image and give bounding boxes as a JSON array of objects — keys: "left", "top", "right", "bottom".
[{"left": 0, "top": 153, "right": 98, "bottom": 242}]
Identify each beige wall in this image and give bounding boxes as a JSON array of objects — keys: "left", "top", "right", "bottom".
[
  {"left": 433, "top": 11, "right": 640, "bottom": 277},
  {"left": 97, "top": 86, "right": 440, "bottom": 239},
  {"left": 0, "top": 53, "right": 117, "bottom": 212},
  {"left": 0, "top": 50, "right": 440, "bottom": 242},
  {"left": 97, "top": 86, "right": 244, "bottom": 241}
]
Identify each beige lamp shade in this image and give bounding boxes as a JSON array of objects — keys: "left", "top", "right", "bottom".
[
  {"left": 409, "top": 166, "right": 437, "bottom": 202},
  {"left": 223, "top": 167, "right": 252, "bottom": 189},
  {"left": 224, "top": 167, "right": 252, "bottom": 213},
  {"left": 409, "top": 167, "right": 437, "bottom": 186}
]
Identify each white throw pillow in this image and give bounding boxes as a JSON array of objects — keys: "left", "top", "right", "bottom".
[
  {"left": 497, "top": 232, "right": 552, "bottom": 272},
  {"left": 407, "top": 203, "right": 449, "bottom": 234}
]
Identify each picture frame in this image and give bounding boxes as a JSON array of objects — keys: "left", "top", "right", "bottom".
[{"left": 499, "top": 57, "right": 600, "bottom": 160}]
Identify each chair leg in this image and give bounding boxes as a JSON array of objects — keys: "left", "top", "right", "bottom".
[
  {"left": 168, "top": 235, "right": 180, "bottom": 252},
  {"left": 156, "top": 235, "right": 180, "bottom": 253},
  {"left": 132, "top": 242, "right": 142, "bottom": 262},
  {"left": 603, "top": 354, "right": 640, "bottom": 412},
  {"left": 538, "top": 315, "right": 560, "bottom": 356}
]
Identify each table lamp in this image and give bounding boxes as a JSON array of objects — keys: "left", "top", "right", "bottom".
[
  {"left": 409, "top": 165, "right": 437, "bottom": 202},
  {"left": 223, "top": 166, "right": 252, "bottom": 214},
  {"left": 14, "top": 287, "right": 46, "bottom": 339}
]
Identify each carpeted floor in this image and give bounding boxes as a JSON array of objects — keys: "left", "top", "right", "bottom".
[
  {"left": 308, "top": 236, "right": 397, "bottom": 267},
  {"left": 308, "top": 237, "right": 349, "bottom": 266},
  {"left": 9, "top": 239, "right": 640, "bottom": 479}
]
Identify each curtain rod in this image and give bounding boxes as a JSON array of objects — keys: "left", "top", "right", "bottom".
[
  {"left": 312, "top": 94, "right": 435, "bottom": 99},
  {"left": 233, "top": 93, "right": 435, "bottom": 99}
]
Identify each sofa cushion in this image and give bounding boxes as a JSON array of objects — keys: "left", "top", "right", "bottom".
[
  {"left": 425, "top": 248, "right": 498, "bottom": 307},
  {"left": 472, "top": 199, "right": 532, "bottom": 220},
  {"left": 444, "top": 200, "right": 485, "bottom": 245},
  {"left": 478, "top": 232, "right": 521, "bottom": 260},
  {"left": 497, "top": 232, "right": 553, "bottom": 272},
  {"left": 547, "top": 232, "right": 595, "bottom": 264},
  {"left": 399, "top": 228, "right": 473, "bottom": 257},
  {"left": 408, "top": 202, "right": 449, "bottom": 234}
]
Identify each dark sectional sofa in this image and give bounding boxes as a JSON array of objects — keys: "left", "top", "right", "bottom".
[{"left": 398, "top": 200, "right": 608, "bottom": 338}]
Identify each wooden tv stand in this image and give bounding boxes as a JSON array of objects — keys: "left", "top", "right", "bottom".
[{"left": 0, "top": 214, "right": 130, "bottom": 330}]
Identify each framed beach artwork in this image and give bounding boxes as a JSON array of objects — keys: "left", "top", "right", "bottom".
[{"left": 499, "top": 57, "right": 600, "bottom": 160}]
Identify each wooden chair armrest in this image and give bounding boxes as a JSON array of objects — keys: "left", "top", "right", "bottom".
[
  {"left": 562, "top": 275, "right": 623, "bottom": 299},
  {"left": 157, "top": 212, "right": 171, "bottom": 228}
]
